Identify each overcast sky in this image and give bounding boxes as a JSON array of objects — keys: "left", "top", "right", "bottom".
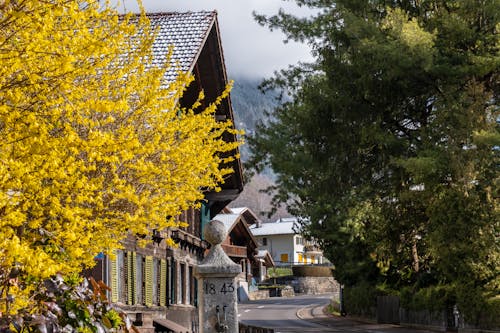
[{"left": 119, "top": 0, "right": 314, "bottom": 79}]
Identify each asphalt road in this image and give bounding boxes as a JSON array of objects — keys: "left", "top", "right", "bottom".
[{"left": 238, "top": 294, "right": 440, "bottom": 333}]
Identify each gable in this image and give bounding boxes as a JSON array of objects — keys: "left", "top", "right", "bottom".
[
  {"left": 148, "top": 11, "right": 216, "bottom": 83},
  {"left": 147, "top": 11, "right": 244, "bottom": 215}
]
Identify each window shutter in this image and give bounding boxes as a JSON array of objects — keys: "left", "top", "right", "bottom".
[
  {"left": 144, "top": 256, "right": 153, "bottom": 306},
  {"left": 127, "top": 251, "right": 136, "bottom": 305},
  {"left": 160, "top": 259, "right": 167, "bottom": 306},
  {"left": 200, "top": 202, "right": 210, "bottom": 240},
  {"left": 280, "top": 253, "right": 289, "bottom": 263},
  {"left": 136, "top": 254, "right": 143, "bottom": 305},
  {"left": 110, "top": 252, "right": 119, "bottom": 302}
]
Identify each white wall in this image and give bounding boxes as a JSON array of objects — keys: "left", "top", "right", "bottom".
[
  {"left": 256, "top": 234, "right": 307, "bottom": 265},
  {"left": 255, "top": 234, "right": 327, "bottom": 266}
]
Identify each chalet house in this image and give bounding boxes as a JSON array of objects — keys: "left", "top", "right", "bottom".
[
  {"left": 212, "top": 207, "right": 275, "bottom": 289},
  {"left": 86, "top": 11, "right": 243, "bottom": 333},
  {"left": 249, "top": 217, "right": 325, "bottom": 267}
]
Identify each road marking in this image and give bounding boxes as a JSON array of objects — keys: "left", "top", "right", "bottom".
[
  {"left": 237, "top": 314, "right": 241, "bottom": 317},
  {"left": 244, "top": 309, "right": 251, "bottom": 313},
  {"left": 257, "top": 305, "right": 265, "bottom": 308}
]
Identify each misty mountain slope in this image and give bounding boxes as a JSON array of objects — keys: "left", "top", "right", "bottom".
[
  {"left": 230, "top": 77, "right": 278, "bottom": 162},
  {"left": 228, "top": 77, "right": 291, "bottom": 222}
]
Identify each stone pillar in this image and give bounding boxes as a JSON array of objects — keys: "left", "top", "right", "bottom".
[{"left": 195, "top": 220, "right": 241, "bottom": 333}]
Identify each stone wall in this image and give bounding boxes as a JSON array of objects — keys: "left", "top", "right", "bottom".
[
  {"left": 275, "top": 276, "right": 340, "bottom": 295},
  {"left": 280, "top": 286, "right": 295, "bottom": 297},
  {"left": 248, "top": 290, "right": 269, "bottom": 300}
]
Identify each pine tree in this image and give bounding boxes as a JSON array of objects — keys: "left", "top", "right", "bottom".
[{"left": 250, "top": 0, "right": 499, "bottom": 297}]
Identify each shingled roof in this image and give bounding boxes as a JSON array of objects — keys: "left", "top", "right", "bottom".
[
  {"left": 147, "top": 11, "right": 217, "bottom": 82},
  {"left": 250, "top": 217, "right": 305, "bottom": 236},
  {"left": 142, "top": 11, "right": 244, "bottom": 213}
]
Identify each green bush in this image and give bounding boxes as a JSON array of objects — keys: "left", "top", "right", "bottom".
[
  {"left": 344, "top": 281, "right": 377, "bottom": 317},
  {"left": 456, "top": 285, "right": 500, "bottom": 329},
  {"left": 328, "top": 300, "right": 341, "bottom": 316},
  {"left": 481, "top": 296, "right": 500, "bottom": 329},
  {"left": 399, "top": 284, "right": 453, "bottom": 313},
  {"left": 399, "top": 283, "right": 500, "bottom": 329}
]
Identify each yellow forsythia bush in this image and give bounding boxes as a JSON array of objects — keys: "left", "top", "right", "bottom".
[{"left": 0, "top": 0, "right": 241, "bottom": 314}]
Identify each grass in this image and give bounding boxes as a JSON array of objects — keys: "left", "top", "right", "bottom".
[
  {"left": 268, "top": 267, "right": 293, "bottom": 277},
  {"left": 327, "top": 303, "right": 341, "bottom": 317}
]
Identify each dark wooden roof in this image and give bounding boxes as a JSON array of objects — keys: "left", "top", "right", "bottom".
[{"left": 146, "top": 12, "right": 244, "bottom": 215}]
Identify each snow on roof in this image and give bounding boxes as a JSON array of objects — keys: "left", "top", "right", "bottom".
[
  {"left": 212, "top": 213, "right": 240, "bottom": 233},
  {"left": 256, "top": 250, "right": 270, "bottom": 258},
  {"left": 255, "top": 249, "right": 275, "bottom": 267},
  {"left": 228, "top": 207, "right": 247, "bottom": 215},
  {"left": 249, "top": 217, "right": 300, "bottom": 236},
  {"left": 227, "top": 207, "right": 261, "bottom": 225},
  {"left": 146, "top": 11, "right": 216, "bottom": 83}
]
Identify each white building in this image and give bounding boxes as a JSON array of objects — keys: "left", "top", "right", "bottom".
[{"left": 249, "top": 217, "right": 324, "bottom": 266}]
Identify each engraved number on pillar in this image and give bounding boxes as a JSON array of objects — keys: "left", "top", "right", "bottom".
[{"left": 204, "top": 282, "right": 235, "bottom": 295}]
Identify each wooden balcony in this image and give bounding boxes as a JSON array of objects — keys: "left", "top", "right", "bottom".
[
  {"left": 169, "top": 229, "right": 208, "bottom": 249},
  {"left": 221, "top": 244, "right": 247, "bottom": 258}
]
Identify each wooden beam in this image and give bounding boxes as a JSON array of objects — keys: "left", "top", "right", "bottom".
[{"left": 205, "top": 189, "right": 241, "bottom": 202}]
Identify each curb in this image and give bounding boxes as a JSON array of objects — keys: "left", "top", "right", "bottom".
[
  {"left": 296, "top": 304, "right": 329, "bottom": 320},
  {"left": 296, "top": 305, "right": 314, "bottom": 320}
]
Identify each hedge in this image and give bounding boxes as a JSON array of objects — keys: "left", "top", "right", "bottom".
[{"left": 292, "top": 265, "right": 334, "bottom": 277}]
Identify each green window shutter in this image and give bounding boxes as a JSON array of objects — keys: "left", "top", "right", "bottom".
[
  {"left": 127, "top": 251, "right": 136, "bottom": 305},
  {"left": 200, "top": 202, "right": 210, "bottom": 240},
  {"left": 110, "top": 252, "right": 119, "bottom": 303},
  {"left": 136, "top": 254, "right": 143, "bottom": 304},
  {"left": 159, "top": 259, "right": 167, "bottom": 306},
  {"left": 144, "top": 256, "right": 153, "bottom": 306}
]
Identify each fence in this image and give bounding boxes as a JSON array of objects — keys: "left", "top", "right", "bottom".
[{"left": 239, "top": 322, "right": 274, "bottom": 333}]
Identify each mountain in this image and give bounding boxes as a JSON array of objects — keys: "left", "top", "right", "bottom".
[
  {"left": 228, "top": 77, "right": 292, "bottom": 222},
  {"left": 230, "top": 77, "right": 278, "bottom": 162}
]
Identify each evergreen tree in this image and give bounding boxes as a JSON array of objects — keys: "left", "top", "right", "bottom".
[{"left": 249, "top": 0, "right": 499, "bottom": 297}]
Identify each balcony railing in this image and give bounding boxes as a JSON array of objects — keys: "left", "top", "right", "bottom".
[
  {"left": 303, "top": 244, "right": 322, "bottom": 254},
  {"left": 221, "top": 244, "right": 247, "bottom": 258}
]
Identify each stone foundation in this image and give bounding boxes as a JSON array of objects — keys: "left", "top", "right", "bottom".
[
  {"left": 275, "top": 276, "right": 340, "bottom": 295},
  {"left": 248, "top": 290, "right": 269, "bottom": 300}
]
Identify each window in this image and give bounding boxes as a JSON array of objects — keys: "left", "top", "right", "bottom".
[
  {"left": 298, "top": 253, "right": 303, "bottom": 263},
  {"left": 126, "top": 251, "right": 136, "bottom": 305},
  {"left": 169, "top": 260, "right": 176, "bottom": 305},
  {"left": 180, "top": 263, "right": 186, "bottom": 304},
  {"left": 295, "top": 236, "right": 303, "bottom": 245},
  {"left": 136, "top": 254, "right": 143, "bottom": 304},
  {"left": 189, "top": 266, "right": 196, "bottom": 306},
  {"left": 153, "top": 258, "right": 159, "bottom": 305},
  {"left": 280, "top": 253, "right": 289, "bottom": 263},
  {"left": 262, "top": 237, "right": 267, "bottom": 246}
]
